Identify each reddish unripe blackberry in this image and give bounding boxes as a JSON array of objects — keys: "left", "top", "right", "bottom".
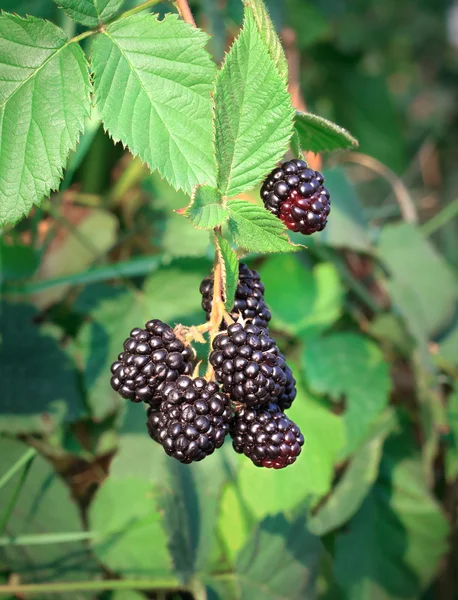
[
  {"left": 200, "top": 263, "right": 271, "bottom": 329},
  {"left": 277, "top": 364, "right": 297, "bottom": 411},
  {"left": 209, "top": 322, "right": 287, "bottom": 406},
  {"left": 147, "top": 376, "right": 232, "bottom": 463},
  {"left": 260, "top": 159, "right": 330, "bottom": 235},
  {"left": 231, "top": 403, "right": 304, "bottom": 469},
  {"left": 110, "top": 319, "right": 194, "bottom": 406}
]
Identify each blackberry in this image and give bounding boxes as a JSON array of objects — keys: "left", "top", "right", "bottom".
[
  {"left": 147, "top": 376, "right": 232, "bottom": 463},
  {"left": 260, "top": 159, "right": 330, "bottom": 235},
  {"left": 277, "top": 364, "right": 297, "bottom": 411},
  {"left": 209, "top": 322, "right": 287, "bottom": 406},
  {"left": 200, "top": 263, "right": 271, "bottom": 329},
  {"left": 231, "top": 403, "right": 304, "bottom": 469},
  {"left": 110, "top": 319, "right": 194, "bottom": 405}
]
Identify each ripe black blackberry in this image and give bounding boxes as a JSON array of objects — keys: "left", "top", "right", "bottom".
[
  {"left": 209, "top": 322, "right": 287, "bottom": 406},
  {"left": 231, "top": 403, "right": 304, "bottom": 469},
  {"left": 277, "top": 364, "right": 297, "bottom": 411},
  {"left": 200, "top": 263, "right": 271, "bottom": 329},
  {"left": 110, "top": 319, "right": 194, "bottom": 405},
  {"left": 260, "top": 159, "right": 330, "bottom": 235},
  {"left": 147, "top": 376, "right": 232, "bottom": 463}
]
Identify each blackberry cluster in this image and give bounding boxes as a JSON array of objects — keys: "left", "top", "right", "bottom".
[
  {"left": 210, "top": 322, "right": 287, "bottom": 406},
  {"left": 260, "top": 159, "right": 330, "bottom": 235},
  {"left": 110, "top": 319, "right": 194, "bottom": 406},
  {"left": 200, "top": 263, "right": 271, "bottom": 329},
  {"left": 231, "top": 403, "right": 304, "bottom": 469},
  {"left": 147, "top": 376, "right": 232, "bottom": 464},
  {"left": 277, "top": 364, "right": 297, "bottom": 411}
]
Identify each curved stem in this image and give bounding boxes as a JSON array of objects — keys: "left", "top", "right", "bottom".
[
  {"left": 0, "top": 578, "right": 184, "bottom": 595},
  {"left": 175, "top": 0, "right": 196, "bottom": 26}
]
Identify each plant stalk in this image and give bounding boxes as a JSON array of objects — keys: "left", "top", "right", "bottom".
[
  {"left": 0, "top": 578, "right": 184, "bottom": 596},
  {"left": 0, "top": 448, "right": 36, "bottom": 492}
]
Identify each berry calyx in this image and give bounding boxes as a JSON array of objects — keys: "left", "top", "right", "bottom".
[
  {"left": 110, "top": 319, "right": 194, "bottom": 405},
  {"left": 200, "top": 263, "right": 271, "bottom": 329},
  {"left": 147, "top": 375, "right": 232, "bottom": 463},
  {"left": 260, "top": 159, "right": 330, "bottom": 235},
  {"left": 209, "top": 322, "right": 287, "bottom": 406},
  {"left": 230, "top": 403, "right": 304, "bottom": 469}
]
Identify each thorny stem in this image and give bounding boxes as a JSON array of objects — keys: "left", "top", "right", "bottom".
[{"left": 175, "top": 0, "right": 196, "bottom": 26}]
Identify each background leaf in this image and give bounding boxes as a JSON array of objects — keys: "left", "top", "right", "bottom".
[
  {"left": 227, "top": 200, "right": 300, "bottom": 254},
  {"left": 0, "top": 14, "right": 91, "bottom": 225},
  {"left": 302, "top": 333, "right": 391, "bottom": 458},
  {"left": 53, "top": 0, "right": 124, "bottom": 26},
  {"left": 214, "top": 8, "right": 294, "bottom": 197},
  {"left": 294, "top": 112, "right": 358, "bottom": 153},
  {"left": 92, "top": 13, "right": 216, "bottom": 195}
]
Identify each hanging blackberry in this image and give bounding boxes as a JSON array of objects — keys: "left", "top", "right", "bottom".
[
  {"left": 147, "top": 376, "right": 232, "bottom": 463},
  {"left": 209, "top": 322, "right": 287, "bottom": 406},
  {"left": 200, "top": 263, "right": 271, "bottom": 329},
  {"left": 230, "top": 403, "right": 304, "bottom": 469},
  {"left": 277, "top": 364, "right": 297, "bottom": 411},
  {"left": 260, "top": 159, "right": 330, "bottom": 235},
  {"left": 110, "top": 319, "right": 194, "bottom": 406}
]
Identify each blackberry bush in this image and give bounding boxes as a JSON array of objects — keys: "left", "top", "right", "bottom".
[
  {"left": 260, "top": 159, "right": 331, "bottom": 235},
  {"left": 110, "top": 320, "right": 194, "bottom": 406},
  {"left": 200, "top": 263, "right": 271, "bottom": 329},
  {"left": 147, "top": 376, "right": 232, "bottom": 463},
  {"left": 210, "top": 322, "right": 287, "bottom": 406},
  {"left": 230, "top": 403, "right": 304, "bottom": 469}
]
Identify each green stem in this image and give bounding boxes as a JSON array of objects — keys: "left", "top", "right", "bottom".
[
  {"left": 0, "top": 531, "right": 95, "bottom": 547},
  {"left": 117, "top": 0, "right": 165, "bottom": 20},
  {"left": 0, "top": 456, "right": 35, "bottom": 535},
  {"left": 70, "top": 29, "right": 96, "bottom": 44},
  {"left": 0, "top": 578, "right": 184, "bottom": 596},
  {"left": 0, "top": 448, "right": 36, "bottom": 492},
  {"left": 421, "top": 198, "right": 458, "bottom": 237}
]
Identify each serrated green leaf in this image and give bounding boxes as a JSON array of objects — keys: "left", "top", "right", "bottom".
[
  {"left": 0, "top": 438, "right": 98, "bottom": 583},
  {"left": 259, "top": 256, "right": 343, "bottom": 335},
  {"left": 308, "top": 410, "right": 396, "bottom": 536},
  {"left": 334, "top": 431, "right": 449, "bottom": 599},
  {"left": 227, "top": 200, "right": 300, "bottom": 253},
  {"left": 378, "top": 223, "right": 458, "bottom": 337},
  {"left": 303, "top": 333, "right": 391, "bottom": 458},
  {"left": 215, "top": 234, "right": 239, "bottom": 312},
  {"left": 0, "top": 14, "right": 91, "bottom": 226},
  {"left": 294, "top": 111, "right": 358, "bottom": 153},
  {"left": 53, "top": 0, "right": 124, "bottom": 26},
  {"left": 0, "top": 302, "right": 84, "bottom": 434},
  {"left": 182, "top": 186, "right": 228, "bottom": 230},
  {"left": 92, "top": 13, "right": 216, "bottom": 195},
  {"left": 214, "top": 9, "right": 294, "bottom": 197},
  {"left": 235, "top": 515, "right": 321, "bottom": 600},
  {"left": 242, "top": 0, "right": 288, "bottom": 78}
]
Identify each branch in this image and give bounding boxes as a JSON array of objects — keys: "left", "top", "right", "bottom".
[{"left": 175, "top": 0, "right": 196, "bottom": 26}]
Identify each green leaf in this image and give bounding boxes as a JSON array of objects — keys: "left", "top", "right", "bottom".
[
  {"left": 242, "top": 0, "right": 288, "bottom": 78},
  {"left": 215, "top": 234, "right": 239, "bottom": 313},
  {"left": 308, "top": 410, "right": 397, "bottom": 536},
  {"left": 53, "top": 0, "right": 124, "bottom": 26},
  {"left": 214, "top": 9, "right": 294, "bottom": 197},
  {"left": 89, "top": 478, "right": 174, "bottom": 579},
  {"left": 237, "top": 380, "right": 345, "bottom": 518},
  {"left": 302, "top": 333, "right": 391, "bottom": 458},
  {"left": 227, "top": 200, "right": 300, "bottom": 254},
  {"left": 0, "top": 302, "right": 84, "bottom": 434},
  {"left": 378, "top": 223, "right": 458, "bottom": 337},
  {"left": 294, "top": 112, "right": 358, "bottom": 153},
  {"left": 0, "top": 438, "right": 99, "bottom": 583},
  {"left": 0, "top": 241, "right": 39, "bottom": 284},
  {"left": 180, "top": 186, "right": 228, "bottom": 230},
  {"left": 445, "top": 388, "right": 458, "bottom": 482},
  {"left": 0, "top": 14, "right": 91, "bottom": 226},
  {"left": 235, "top": 515, "right": 321, "bottom": 600},
  {"left": 92, "top": 13, "right": 216, "bottom": 195},
  {"left": 333, "top": 431, "right": 450, "bottom": 599},
  {"left": 259, "top": 256, "right": 343, "bottom": 335}
]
